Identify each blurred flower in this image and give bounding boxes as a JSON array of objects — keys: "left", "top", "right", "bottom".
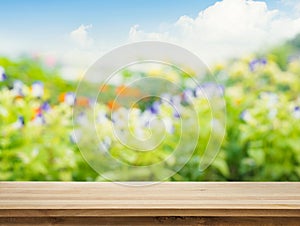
[
  {"left": 249, "top": 58, "right": 267, "bottom": 72},
  {"left": 140, "top": 109, "right": 156, "bottom": 127},
  {"left": 116, "top": 85, "right": 141, "bottom": 97},
  {"left": 0, "top": 66, "right": 7, "bottom": 81},
  {"left": 260, "top": 92, "right": 278, "bottom": 107},
  {"left": 44, "top": 56, "right": 56, "bottom": 67},
  {"left": 32, "top": 148, "right": 40, "bottom": 158},
  {"left": 59, "top": 92, "right": 76, "bottom": 106},
  {"left": 32, "top": 112, "right": 46, "bottom": 125},
  {"left": 240, "top": 110, "right": 254, "bottom": 123},
  {"left": 100, "top": 136, "right": 111, "bottom": 151},
  {"left": 70, "top": 129, "right": 81, "bottom": 144},
  {"left": 76, "top": 96, "right": 90, "bottom": 107},
  {"left": 162, "top": 117, "right": 174, "bottom": 134},
  {"left": 97, "top": 109, "right": 109, "bottom": 124},
  {"left": 170, "top": 95, "right": 183, "bottom": 115},
  {"left": 170, "top": 95, "right": 181, "bottom": 105},
  {"left": 12, "top": 80, "right": 24, "bottom": 97},
  {"left": 31, "top": 81, "right": 44, "bottom": 98},
  {"left": 76, "top": 112, "right": 88, "bottom": 125},
  {"left": 107, "top": 100, "right": 121, "bottom": 111},
  {"left": 195, "top": 83, "right": 225, "bottom": 98},
  {"left": 65, "top": 92, "right": 76, "bottom": 106},
  {"left": 182, "top": 89, "right": 194, "bottom": 103},
  {"left": 173, "top": 110, "right": 180, "bottom": 118},
  {"left": 0, "top": 106, "right": 8, "bottom": 117},
  {"left": 149, "top": 101, "right": 160, "bottom": 114},
  {"left": 293, "top": 106, "right": 300, "bottom": 119},
  {"left": 268, "top": 109, "right": 277, "bottom": 119},
  {"left": 12, "top": 116, "right": 25, "bottom": 129},
  {"left": 41, "top": 102, "right": 51, "bottom": 112},
  {"left": 161, "top": 93, "right": 172, "bottom": 102},
  {"left": 111, "top": 107, "right": 128, "bottom": 128}
]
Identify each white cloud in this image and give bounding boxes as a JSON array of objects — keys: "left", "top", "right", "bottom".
[
  {"left": 70, "top": 24, "right": 94, "bottom": 48},
  {"left": 129, "top": 0, "right": 300, "bottom": 65}
]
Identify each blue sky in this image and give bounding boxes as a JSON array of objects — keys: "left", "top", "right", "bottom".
[
  {"left": 0, "top": 0, "right": 299, "bottom": 79},
  {"left": 1, "top": 1, "right": 216, "bottom": 39},
  {"left": 0, "top": 0, "right": 290, "bottom": 42}
]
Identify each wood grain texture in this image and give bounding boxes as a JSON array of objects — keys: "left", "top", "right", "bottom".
[
  {"left": 1, "top": 217, "right": 300, "bottom": 226},
  {"left": 0, "top": 182, "right": 299, "bottom": 218}
]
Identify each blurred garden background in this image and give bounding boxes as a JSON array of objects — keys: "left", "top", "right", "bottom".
[
  {"left": 1, "top": 34, "right": 300, "bottom": 181},
  {"left": 1, "top": 0, "right": 300, "bottom": 181}
]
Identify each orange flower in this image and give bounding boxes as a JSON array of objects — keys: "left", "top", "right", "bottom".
[
  {"left": 107, "top": 100, "right": 121, "bottom": 111},
  {"left": 76, "top": 97, "right": 90, "bottom": 107},
  {"left": 99, "top": 84, "right": 109, "bottom": 92},
  {"left": 116, "top": 85, "right": 141, "bottom": 97},
  {"left": 58, "top": 93, "right": 66, "bottom": 103}
]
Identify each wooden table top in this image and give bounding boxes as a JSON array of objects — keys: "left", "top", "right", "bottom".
[{"left": 0, "top": 182, "right": 299, "bottom": 217}]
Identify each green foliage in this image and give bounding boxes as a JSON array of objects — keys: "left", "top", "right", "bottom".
[{"left": 1, "top": 35, "right": 300, "bottom": 181}]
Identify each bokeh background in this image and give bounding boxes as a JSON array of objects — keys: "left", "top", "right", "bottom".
[{"left": 1, "top": 0, "right": 300, "bottom": 181}]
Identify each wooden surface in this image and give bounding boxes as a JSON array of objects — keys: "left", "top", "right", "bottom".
[{"left": 0, "top": 182, "right": 299, "bottom": 225}]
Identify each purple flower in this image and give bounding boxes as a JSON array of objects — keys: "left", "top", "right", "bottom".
[
  {"left": 195, "top": 82, "right": 225, "bottom": 98},
  {"left": 240, "top": 110, "right": 247, "bottom": 121},
  {"left": 173, "top": 110, "right": 180, "bottom": 118},
  {"left": 249, "top": 58, "right": 267, "bottom": 72},
  {"left": 41, "top": 102, "right": 51, "bottom": 112},
  {"left": 149, "top": 101, "right": 160, "bottom": 114},
  {"left": 0, "top": 66, "right": 7, "bottom": 81},
  {"left": 293, "top": 106, "right": 300, "bottom": 119},
  {"left": 18, "top": 116, "right": 25, "bottom": 126},
  {"left": 182, "top": 89, "right": 194, "bottom": 103}
]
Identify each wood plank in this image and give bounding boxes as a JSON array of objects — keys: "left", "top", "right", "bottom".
[
  {"left": 0, "top": 182, "right": 299, "bottom": 217},
  {"left": 0, "top": 217, "right": 300, "bottom": 226}
]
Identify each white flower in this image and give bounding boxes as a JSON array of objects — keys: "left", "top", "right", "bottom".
[
  {"left": 260, "top": 92, "right": 278, "bottom": 107},
  {"left": 70, "top": 129, "right": 82, "bottom": 144},
  {"left": 140, "top": 109, "right": 156, "bottom": 127},
  {"left": 240, "top": 110, "right": 254, "bottom": 124},
  {"left": 76, "top": 112, "right": 89, "bottom": 125},
  {"left": 32, "top": 148, "right": 40, "bottom": 158},
  {"left": 293, "top": 106, "right": 300, "bottom": 119},
  {"left": 32, "top": 114, "right": 45, "bottom": 125},
  {"left": 268, "top": 109, "right": 277, "bottom": 119},
  {"left": 0, "top": 106, "right": 8, "bottom": 117},
  {"left": 12, "top": 116, "right": 25, "bottom": 129},
  {"left": 12, "top": 80, "right": 24, "bottom": 96},
  {"left": 162, "top": 117, "right": 174, "bottom": 134},
  {"left": 31, "top": 82, "right": 44, "bottom": 98},
  {"left": 65, "top": 92, "right": 76, "bottom": 106},
  {"left": 97, "top": 109, "right": 108, "bottom": 124},
  {"left": 112, "top": 107, "right": 128, "bottom": 128},
  {"left": 99, "top": 136, "right": 111, "bottom": 152}
]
